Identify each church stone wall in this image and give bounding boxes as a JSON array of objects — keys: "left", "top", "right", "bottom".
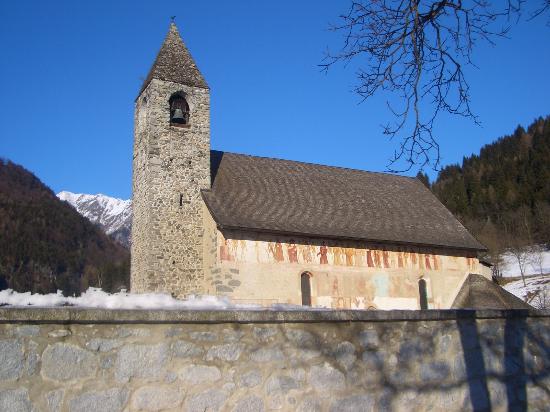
[
  {"left": 131, "top": 79, "right": 210, "bottom": 298},
  {"left": 0, "top": 309, "right": 548, "bottom": 411},
  {"left": 206, "top": 229, "right": 481, "bottom": 309}
]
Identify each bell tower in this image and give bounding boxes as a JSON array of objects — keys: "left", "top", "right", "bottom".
[{"left": 131, "top": 23, "right": 210, "bottom": 296}]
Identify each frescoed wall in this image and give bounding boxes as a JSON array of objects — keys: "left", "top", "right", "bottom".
[{"left": 203, "top": 228, "right": 482, "bottom": 310}]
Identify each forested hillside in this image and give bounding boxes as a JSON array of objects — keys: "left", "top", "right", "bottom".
[
  {"left": 0, "top": 159, "right": 129, "bottom": 295},
  {"left": 430, "top": 116, "right": 550, "bottom": 262}
]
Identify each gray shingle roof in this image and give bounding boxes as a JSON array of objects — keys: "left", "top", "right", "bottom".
[
  {"left": 451, "top": 274, "right": 532, "bottom": 309},
  {"left": 139, "top": 23, "right": 208, "bottom": 96},
  {"left": 202, "top": 151, "right": 486, "bottom": 251}
]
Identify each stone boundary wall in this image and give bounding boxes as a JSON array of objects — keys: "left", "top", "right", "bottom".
[{"left": 0, "top": 309, "right": 549, "bottom": 411}]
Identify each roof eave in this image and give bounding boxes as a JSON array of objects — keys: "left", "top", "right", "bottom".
[{"left": 214, "top": 222, "right": 487, "bottom": 253}]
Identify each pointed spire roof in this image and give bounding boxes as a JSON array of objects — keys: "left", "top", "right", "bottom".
[{"left": 139, "top": 23, "right": 208, "bottom": 95}]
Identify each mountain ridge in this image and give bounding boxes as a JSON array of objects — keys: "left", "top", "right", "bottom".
[{"left": 57, "top": 191, "right": 132, "bottom": 248}]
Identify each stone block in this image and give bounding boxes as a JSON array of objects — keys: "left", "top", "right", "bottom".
[
  {"left": 290, "top": 368, "right": 306, "bottom": 382},
  {"left": 268, "top": 394, "right": 284, "bottom": 410},
  {"left": 165, "top": 327, "right": 185, "bottom": 337},
  {"left": 131, "top": 386, "right": 184, "bottom": 411},
  {"left": 309, "top": 363, "right": 345, "bottom": 392},
  {"left": 41, "top": 343, "right": 97, "bottom": 381},
  {"left": 288, "top": 347, "right": 321, "bottom": 361},
  {"left": 329, "top": 395, "right": 375, "bottom": 412},
  {"left": 184, "top": 388, "right": 228, "bottom": 412},
  {"left": 114, "top": 343, "right": 168, "bottom": 383},
  {"left": 0, "top": 339, "right": 24, "bottom": 380},
  {"left": 45, "top": 390, "right": 63, "bottom": 412},
  {"left": 100, "top": 354, "right": 115, "bottom": 369},
  {"left": 253, "top": 327, "right": 278, "bottom": 341},
  {"left": 239, "top": 370, "right": 262, "bottom": 388},
  {"left": 398, "top": 341, "right": 423, "bottom": 362},
  {"left": 206, "top": 343, "right": 244, "bottom": 361},
  {"left": 116, "top": 327, "right": 150, "bottom": 338},
  {"left": 171, "top": 340, "right": 203, "bottom": 358},
  {"left": 222, "top": 382, "right": 237, "bottom": 394},
  {"left": 179, "top": 364, "right": 221, "bottom": 385},
  {"left": 420, "top": 361, "right": 450, "bottom": 382},
  {"left": 232, "top": 395, "right": 265, "bottom": 412},
  {"left": 284, "top": 329, "right": 318, "bottom": 347},
  {"left": 331, "top": 341, "right": 357, "bottom": 370},
  {"left": 11, "top": 325, "right": 39, "bottom": 337},
  {"left": 0, "top": 388, "right": 33, "bottom": 412},
  {"left": 189, "top": 331, "right": 217, "bottom": 341},
  {"left": 297, "top": 397, "right": 322, "bottom": 412},
  {"left": 222, "top": 328, "right": 245, "bottom": 342},
  {"left": 266, "top": 374, "right": 300, "bottom": 394},
  {"left": 68, "top": 388, "right": 128, "bottom": 412},
  {"left": 359, "top": 329, "right": 379, "bottom": 349},
  {"left": 25, "top": 345, "right": 39, "bottom": 376},
  {"left": 250, "top": 346, "right": 284, "bottom": 362},
  {"left": 48, "top": 329, "right": 71, "bottom": 338}
]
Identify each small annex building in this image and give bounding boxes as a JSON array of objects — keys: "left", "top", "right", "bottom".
[{"left": 131, "top": 23, "right": 498, "bottom": 310}]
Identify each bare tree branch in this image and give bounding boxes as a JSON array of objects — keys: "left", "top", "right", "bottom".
[
  {"left": 530, "top": 0, "right": 550, "bottom": 22},
  {"left": 322, "top": 1, "right": 548, "bottom": 172}
]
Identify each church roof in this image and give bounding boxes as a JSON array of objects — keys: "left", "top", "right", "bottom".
[
  {"left": 202, "top": 151, "right": 486, "bottom": 251},
  {"left": 451, "top": 274, "right": 532, "bottom": 309},
  {"left": 139, "top": 23, "right": 208, "bottom": 95}
]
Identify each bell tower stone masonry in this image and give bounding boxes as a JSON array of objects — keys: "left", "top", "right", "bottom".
[{"left": 131, "top": 23, "right": 210, "bottom": 296}]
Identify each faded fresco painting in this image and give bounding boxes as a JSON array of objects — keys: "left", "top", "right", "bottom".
[
  {"left": 217, "top": 232, "right": 477, "bottom": 272},
  {"left": 213, "top": 231, "right": 480, "bottom": 310}
]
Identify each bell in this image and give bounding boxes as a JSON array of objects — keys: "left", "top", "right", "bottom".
[{"left": 171, "top": 108, "right": 185, "bottom": 124}]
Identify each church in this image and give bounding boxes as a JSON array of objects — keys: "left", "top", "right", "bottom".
[{"left": 130, "top": 23, "right": 520, "bottom": 310}]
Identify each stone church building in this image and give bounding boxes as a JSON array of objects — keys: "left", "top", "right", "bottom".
[{"left": 131, "top": 23, "right": 504, "bottom": 310}]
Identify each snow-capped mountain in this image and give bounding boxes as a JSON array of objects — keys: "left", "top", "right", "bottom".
[{"left": 57, "top": 191, "right": 132, "bottom": 248}]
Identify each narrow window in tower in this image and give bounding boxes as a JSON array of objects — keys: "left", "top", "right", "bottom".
[
  {"left": 179, "top": 194, "right": 184, "bottom": 207},
  {"left": 169, "top": 93, "right": 190, "bottom": 126}
]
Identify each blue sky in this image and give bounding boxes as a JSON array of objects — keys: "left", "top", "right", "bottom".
[{"left": 1, "top": 1, "right": 549, "bottom": 199}]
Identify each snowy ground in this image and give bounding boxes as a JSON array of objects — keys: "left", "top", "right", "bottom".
[
  {"left": 0, "top": 288, "right": 323, "bottom": 311},
  {"left": 503, "top": 275, "right": 550, "bottom": 308},
  {"left": 499, "top": 248, "right": 550, "bottom": 278},
  {"left": 488, "top": 246, "right": 550, "bottom": 308}
]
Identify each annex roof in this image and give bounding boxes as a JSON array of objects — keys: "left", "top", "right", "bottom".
[
  {"left": 451, "top": 274, "right": 532, "bottom": 309},
  {"left": 202, "top": 151, "right": 486, "bottom": 251}
]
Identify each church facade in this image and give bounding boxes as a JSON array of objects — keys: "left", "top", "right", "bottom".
[{"left": 131, "top": 23, "right": 487, "bottom": 310}]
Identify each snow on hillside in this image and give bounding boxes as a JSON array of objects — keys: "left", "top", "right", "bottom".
[
  {"left": 503, "top": 275, "right": 550, "bottom": 308},
  {"left": 57, "top": 191, "right": 132, "bottom": 247},
  {"left": 0, "top": 288, "right": 321, "bottom": 311},
  {"left": 57, "top": 191, "right": 131, "bottom": 234},
  {"left": 499, "top": 248, "right": 550, "bottom": 278},
  {"left": 496, "top": 247, "right": 550, "bottom": 308}
]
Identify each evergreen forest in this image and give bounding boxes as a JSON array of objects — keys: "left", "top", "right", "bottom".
[
  {"left": 0, "top": 159, "right": 130, "bottom": 295},
  {"left": 425, "top": 116, "right": 550, "bottom": 269}
]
